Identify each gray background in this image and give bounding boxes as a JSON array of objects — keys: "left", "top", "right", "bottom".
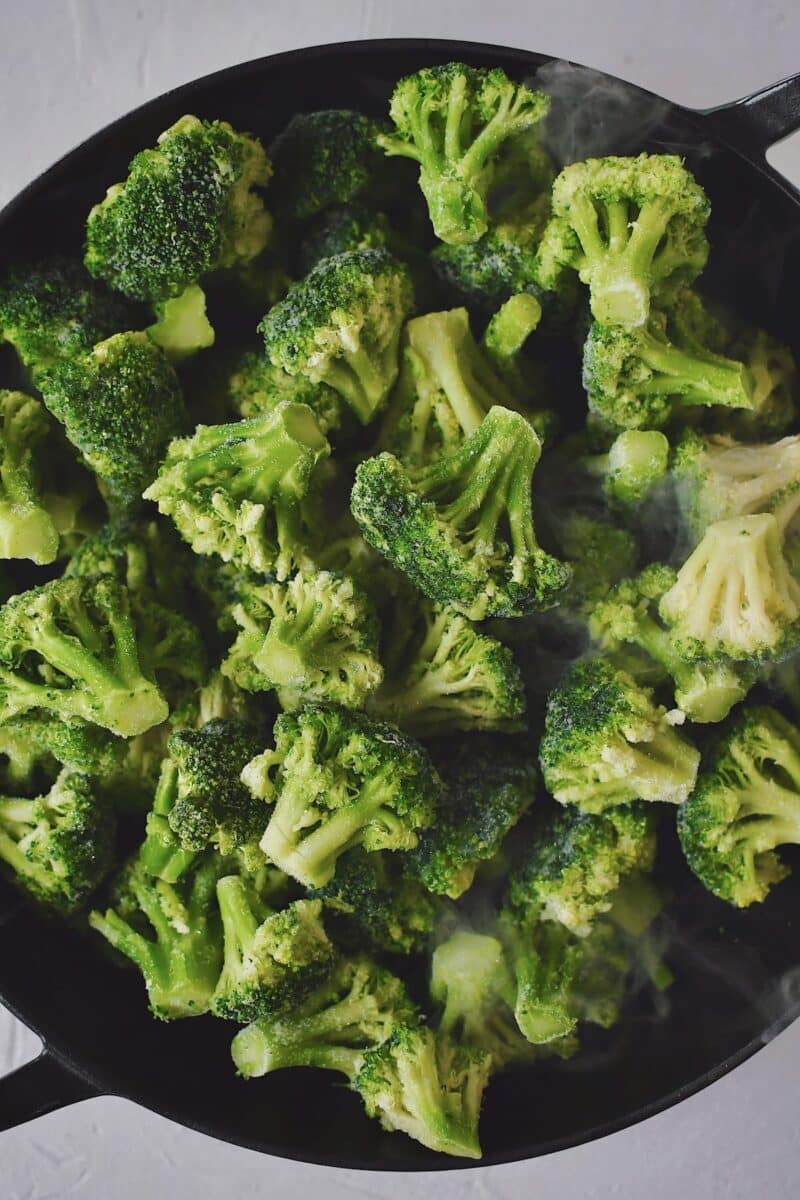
[{"left": 1, "top": 1, "right": 800, "bottom": 1195}]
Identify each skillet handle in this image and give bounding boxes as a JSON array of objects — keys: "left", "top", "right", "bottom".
[
  {"left": 0, "top": 1050, "right": 98, "bottom": 1132},
  {"left": 702, "top": 71, "right": 800, "bottom": 156}
]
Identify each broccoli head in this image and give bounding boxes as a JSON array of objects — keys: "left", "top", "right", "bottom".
[
  {"left": 553, "top": 512, "right": 638, "bottom": 611},
  {"left": 678, "top": 705, "right": 800, "bottom": 906},
  {"left": 498, "top": 912, "right": 584, "bottom": 1045},
  {"left": 65, "top": 516, "right": 192, "bottom": 608},
  {"left": 242, "top": 704, "right": 440, "bottom": 889},
  {"left": 0, "top": 390, "right": 61, "bottom": 564},
  {"left": 430, "top": 201, "right": 548, "bottom": 313},
  {"left": 539, "top": 658, "right": 700, "bottom": 810},
  {"left": 0, "top": 769, "right": 115, "bottom": 911},
  {"left": 226, "top": 348, "right": 344, "bottom": 435},
  {"left": 85, "top": 115, "right": 272, "bottom": 301},
  {"left": 0, "top": 712, "right": 123, "bottom": 793},
  {"left": 351, "top": 406, "right": 571, "bottom": 619},
  {"left": 143, "top": 400, "right": 330, "bottom": 577},
  {"left": 379, "top": 63, "right": 549, "bottom": 245},
  {"left": 297, "top": 204, "right": 393, "bottom": 275},
  {"left": 221, "top": 569, "right": 383, "bottom": 710},
  {"left": 260, "top": 249, "right": 414, "bottom": 425},
  {"left": 547, "top": 154, "right": 710, "bottom": 326},
  {"left": 406, "top": 736, "right": 536, "bottom": 898}
]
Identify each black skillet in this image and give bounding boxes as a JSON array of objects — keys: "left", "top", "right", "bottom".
[{"left": 1, "top": 39, "right": 800, "bottom": 1171}]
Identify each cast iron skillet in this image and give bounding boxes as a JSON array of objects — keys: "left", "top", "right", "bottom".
[{"left": 1, "top": 38, "right": 800, "bottom": 1171}]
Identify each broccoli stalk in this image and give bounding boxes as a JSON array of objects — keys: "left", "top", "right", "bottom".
[
  {"left": 351, "top": 406, "right": 571, "bottom": 619},
  {"left": 146, "top": 283, "right": 215, "bottom": 362},
  {"left": 678, "top": 705, "right": 800, "bottom": 906},
  {"left": 582, "top": 429, "right": 670, "bottom": 508},
  {"left": 378, "top": 63, "right": 549, "bottom": 245},
  {"left": 501, "top": 914, "right": 583, "bottom": 1045},
  {"left": 243, "top": 704, "right": 440, "bottom": 889},
  {"left": 140, "top": 759, "right": 199, "bottom": 883},
  {"left": 89, "top": 854, "right": 223, "bottom": 1019},
  {"left": 0, "top": 391, "right": 60, "bottom": 564}
]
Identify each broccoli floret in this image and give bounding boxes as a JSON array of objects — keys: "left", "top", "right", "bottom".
[
  {"left": 243, "top": 704, "right": 440, "bottom": 889},
  {"left": 547, "top": 154, "right": 710, "bottom": 326},
  {"left": 232, "top": 953, "right": 415, "bottom": 1076},
  {"left": 431, "top": 200, "right": 549, "bottom": 312},
  {"left": 589, "top": 566, "right": 755, "bottom": 723},
  {"left": 0, "top": 257, "right": 136, "bottom": 374},
  {"left": 85, "top": 115, "right": 272, "bottom": 302},
  {"left": 553, "top": 512, "right": 639, "bottom": 610},
  {"left": 480, "top": 292, "right": 542, "bottom": 392},
  {"left": 583, "top": 429, "right": 670, "bottom": 508},
  {"left": 351, "top": 406, "right": 571, "bottom": 619},
  {"left": 298, "top": 204, "right": 393, "bottom": 274},
  {"left": 210, "top": 876, "right": 335, "bottom": 1021},
  {"left": 65, "top": 516, "right": 191, "bottom": 608},
  {"left": 370, "top": 595, "right": 525, "bottom": 735},
  {"left": 260, "top": 249, "right": 414, "bottom": 425},
  {"left": 678, "top": 705, "right": 800, "bottom": 906},
  {"left": 568, "top": 916, "right": 637, "bottom": 1029},
  {"left": 406, "top": 737, "right": 536, "bottom": 898},
  {"left": 379, "top": 63, "right": 549, "bottom": 246},
  {"left": 583, "top": 315, "right": 754, "bottom": 432},
  {"left": 89, "top": 853, "right": 223, "bottom": 1019},
  {"left": 723, "top": 327, "right": 798, "bottom": 440},
  {"left": 226, "top": 348, "right": 344, "bottom": 435},
  {"left": 353, "top": 1025, "right": 490, "bottom": 1159},
  {"left": 539, "top": 658, "right": 700, "bottom": 811},
  {"left": 221, "top": 569, "right": 383, "bottom": 710},
  {"left": 431, "top": 930, "right": 537, "bottom": 1069},
  {"left": 140, "top": 719, "right": 266, "bottom": 881},
  {"left": 659, "top": 513, "right": 800, "bottom": 661},
  {"left": 0, "top": 768, "right": 114, "bottom": 911},
  {"left": 144, "top": 400, "right": 329, "bottom": 577},
  {"left": 196, "top": 668, "right": 262, "bottom": 727},
  {"left": 672, "top": 431, "right": 800, "bottom": 543},
  {"left": 0, "top": 712, "right": 123, "bottom": 792},
  {"left": 0, "top": 575, "right": 168, "bottom": 736},
  {"left": 309, "top": 848, "right": 436, "bottom": 955},
  {"left": 0, "top": 390, "right": 61, "bottom": 564},
  {"left": 37, "top": 331, "right": 185, "bottom": 508},
  {"left": 507, "top": 803, "right": 657, "bottom": 935},
  {"left": 269, "top": 110, "right": 389, "bottom": 221},
  {"left": 498, "top": 912, "right": 584, "bottom": 1045},
  {"left": 146, "top": 283, "right": 215, "bottom": 363}
]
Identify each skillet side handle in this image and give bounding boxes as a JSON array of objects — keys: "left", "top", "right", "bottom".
[
  {"left": 0, "top": 1051, "right": 98, "bottom": 1132},
  {"left": 703, "top": 72, "right": 800, "bottom": 156}
]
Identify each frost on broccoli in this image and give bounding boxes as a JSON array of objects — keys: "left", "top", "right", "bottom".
[
  {"left": 221, "top": 569, "right": 383, "bottom": 710},
  {"left": 144, "top": 400, "right": 329, "bottom": 577},
  {"left": 379, "top": 63, "right": 549, "bottom": 246},
  {"left": 539, "top": 658, "right": 699, "bottom": 811},
  {"left": 351, "top": 406, "right": 571, "bottom": 619},
  {"left": 242, "top": 704, "right": 440, "bottom": 889},
  {"left": 260, "top": 249, "right": 414, "bottom": 425},
  {"left": 0, "top": 769, "right": 115, "bottom": 911},
  {"left": 546, "top": 154, "right": 710, "bottom": 326}
]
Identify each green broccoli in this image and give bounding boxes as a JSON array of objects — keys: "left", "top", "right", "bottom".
[
  {"left": 37, "top": 331, "right": 185, "bottom": 508},
  {"left": 678, "top": 705, "right": 800, "bottom": 906},
  {"left": 221, "top": 569, "right": 383, "bottom": 710},
  {"left": 480, "top": 292, "right": 543, "bottom": 395},
  {"left": 143, "top": 400, "right": 330, "bottom": 577},
  {"left": 539, "top": 658, "right": 700, "bottom": 811},
  {"left": 210, "top": 876, "right": 335, "bottom": 1021},
  {"left": 0, "top": 390, "right": 61, "bottom": 564},
  {"left": 225, "top": 348, "right": 344, "bottom": 435},
  {"left": 0, "top": 257, "right": 136, "bottom": 374},
  {"left": 0, "top": 768, "right": 115, "bottom": 911},
  {"left": 351, "top": 406, "right": 571, "bottom": 619},
  {"left": 0, "top": 712, "right": 123, "bottom": 793},
  {"left": 231, "top": 952, "right": 416, "bottom": 1076},
  {"left": 298, "top": 204, "right": 393, "bottom": 274},
  {"left": 498, "top": 912, "right": 584, "bottom": 1045},
  {"left": 546, "top": 154, "right": 710, "bottom": 326},
  {"left": 242, "top": 704, "right": 440, "bottom": 889},
  {"left": 370, "top": 595, "right": 526, "bottom": 735},
  {"left": 0, "top": 575, "right": 168, "bottom": 736},
  {"left": 551, "top": 512, "right": 639, "bottom": 610},
  {"left": 353, "top": 1025, "right": 490, "bottom": 1159},
  {"left": 309, "top": 848, "right": 437, "bottom": 955},
  {"left": 378, "top": 63, "right": 549, "bottom": 245},
  {"left": 260, "top": 249, "right": 414, "bottom": 425},
  {"left": 89, "top": 852, "right": 224, "bottom": 1019},
  {"left": 582, "top": 429, "right": 670, "bottom": 508},
  {"left": 146, "top": 283, "right": 215, "bottom": 363},
  {"left": 723, "top": 327, "right": 798, "bottom": 440},
  {"left": 406, "top": 736, "right": 536, "bottom": 898},
  {"left": 507, "top": 803, "right": 657, "bottom": 935},
  {"left": 85, "top": 115, "right": 272, "bottom": 303},
  {"left": 65, "top": 516, "right": 192, "bottom": 608}
]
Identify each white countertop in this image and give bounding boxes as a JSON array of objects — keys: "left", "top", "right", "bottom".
[{"left": 2, "top": 1, "right": 800, "bottom": 1195}]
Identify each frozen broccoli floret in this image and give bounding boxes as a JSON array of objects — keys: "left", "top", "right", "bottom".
[
  {"left": 0, "top": 769, "right": 115, "bottom": 911},
  {"left": 546, "top": 154, "right": 710, "bottom": 326},
  {"left": 406, "top": 736, "right": 536, "bottom": 898},
  {"left": 37, "top": 331, "right": 185, "bottom": 508},
  {"left": 583, "top": 429, "right": 670, "bottom": 508},
  {"left": 226, "top": 348, "right": 344, "bottom": 435},
  {"left": 146, "top": 283, "right": 215, "bottom": 363},
  {"left": 144, "top": 400, "right": 330, "bottom": 577},
  {"left": 298, "top": 204, "right": 393, "bottom": 274},
  {"left": 553, "top": 512, "right": 639, "bottom": 610},
  {"left": 539, "top": 658, "right": 699, "bottom": 811},
  {"left": 243, "top": 704, "right": 440, "bottom": 889},
  {"left": 480, "top": 292, "right": 543, "bottom": 394},
  {"left": 498, "top": 912, "right": 583, "bottom": 1045},
  {"left": 0, "top": 713, "right": 123, "bottom": 793},
  {"left": 724, "top": 327, "right": 798, "bottom": 439},
  {"left": 221, "top": 569, "right": 382, "bottom": 710},
  {"left": 352, "top": 406, "right": 571, "bottom": 619},
  {"left": 0, "top": 390, "right": 61, "bottom": 564},
  {"left": 379, "top": 63, "right": 549, "bottom": 245},
  {"left": 65, "top": 516, "right": 192, "bottom": 608},
  {"left": 260, "top": 249, "right": 414, "bottom": 425},
  {"left": 678, "top": 705, "right": 800, "bottom": 906}
]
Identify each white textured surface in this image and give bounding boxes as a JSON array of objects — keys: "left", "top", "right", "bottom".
[{"left": 2, "top": 1, "right": 800, "bottom": 1194}]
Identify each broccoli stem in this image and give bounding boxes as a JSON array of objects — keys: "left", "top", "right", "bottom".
[
  {"left": 586, "top": 198, "right": 674, "bottom": 326},
  {"left": 256, "top": 595, "right": 337, "bottom": 685},
  {"left": 233, "top": 1018, "right": 365, "bottom": 1077},
  {"left": 141, "top": 762, "right": 198, "bottom": 883},
  {"left": 216, "top": 874, "right": 262, "bottom": 974},
  {"left": 637, "top": 336, "right": 752, "bottom": 409},
  {"left": 0, "top": 503, "right": 58, "bottom": 565}
]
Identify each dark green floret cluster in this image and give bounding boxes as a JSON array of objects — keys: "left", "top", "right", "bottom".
[{"left": 3, "top": 63, "right": 796, "bottom": 1161}]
